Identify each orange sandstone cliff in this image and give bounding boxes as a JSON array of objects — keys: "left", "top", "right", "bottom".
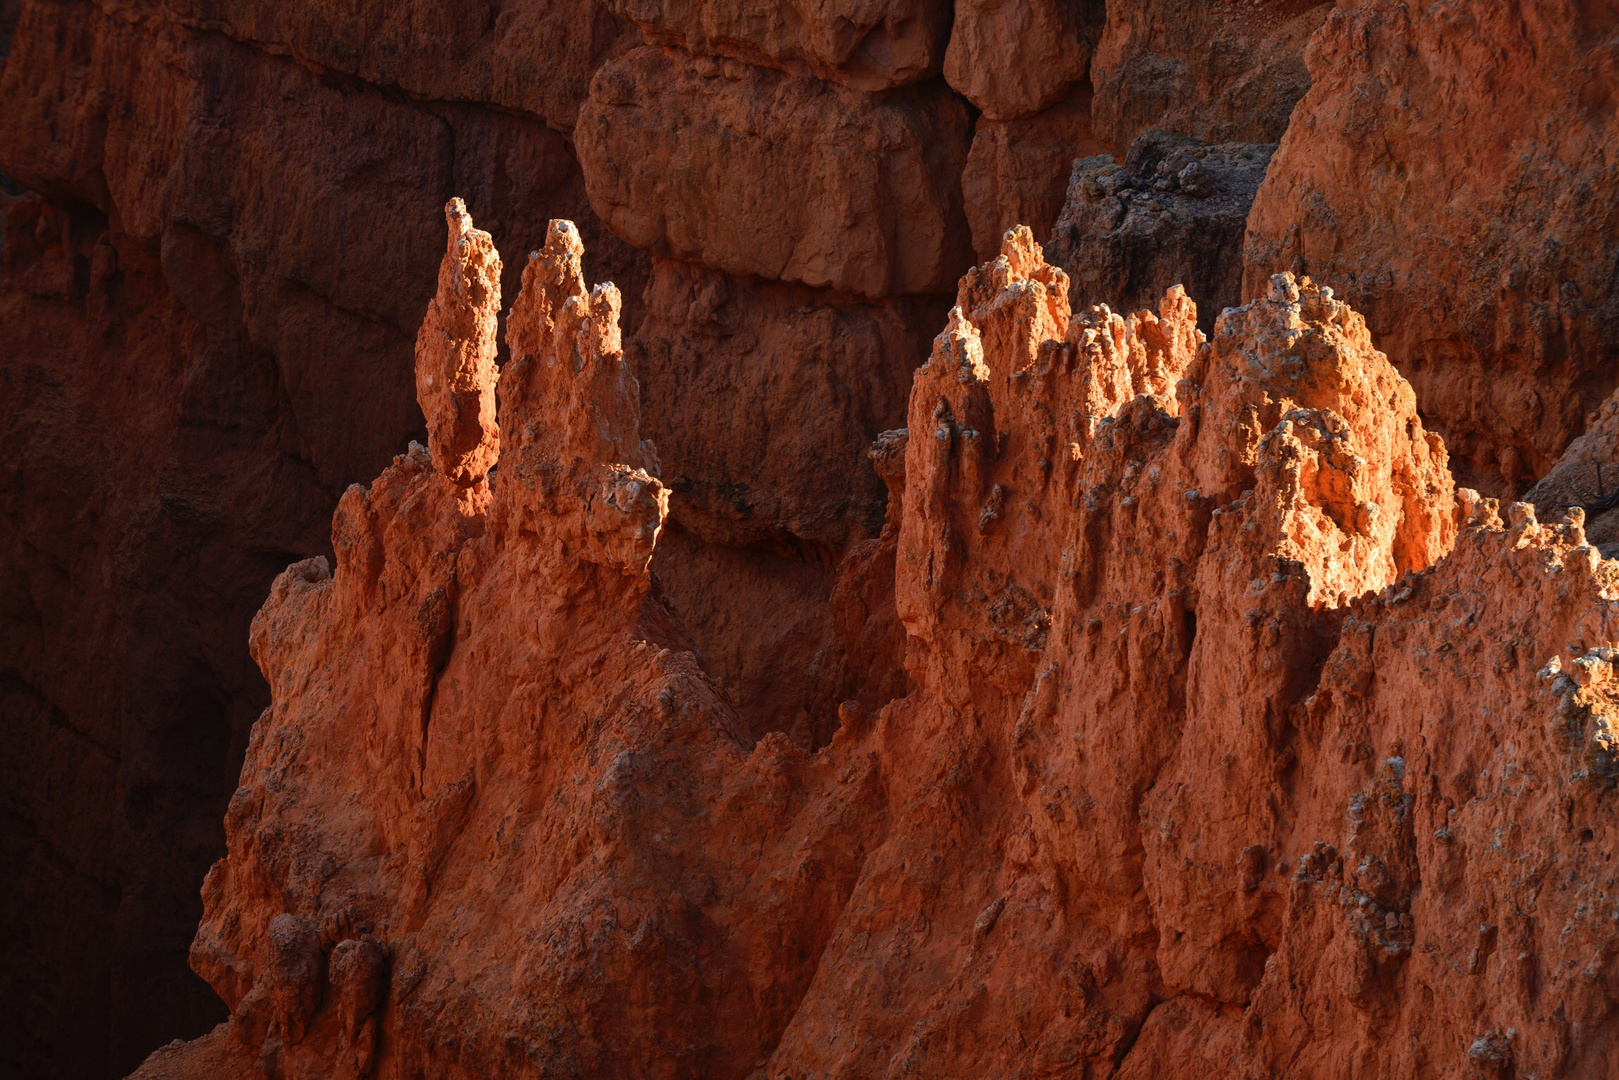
[{"left": 130, "top": 214, "right": 1619, "bottom": 1078}]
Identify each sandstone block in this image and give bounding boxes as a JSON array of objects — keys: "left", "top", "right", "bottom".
[
  {"left": 599, "top": 0, "right": 950, "bottom": 89},
  {"left": 961, "top": 83, "right": 1108, "bottom": 261},
  {"left": 631, "top": 258, "right": 947, "bottom": 549},
  {"left": 943, "top": 0, "right": 1099, "bottom": 120},
  {"left": 577, "top": 46, "right": 973, "bottom": 297}
]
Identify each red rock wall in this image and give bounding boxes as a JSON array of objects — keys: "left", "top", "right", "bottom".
[
  {"left": 3, "top": 1, "right": 1619, "bottom": 1078},
  {"left": 1245, "top": 0, "right": 1619, "bottom": 496}
]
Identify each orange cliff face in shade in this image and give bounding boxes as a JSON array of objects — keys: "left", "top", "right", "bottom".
[{"left": 156, "top": 214, "right": 1619, "bottom": 1080}]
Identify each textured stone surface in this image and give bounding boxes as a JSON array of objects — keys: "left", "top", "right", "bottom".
[
  {"left": 1091, "top": 0, "right": 1330, "bottom": 151},
  {"left": 0, "top": 2, "right": 644, "bottom": 1075},
  {"left": 1045, "top": 129, "right": 1274, "bottom": 331},
  {"left": 1245, "top": 0, "right": 1619, "bottom": 496},
  {"left": 631, "top": 257, "right": 947, "bottom": 550},
  {"left": 136, "top": 220, "right": 1619, "bottom": 1079},
  {"left": 1526, "top": 387, "right": 1619, "bottom": 558},
  {"left": 961, "top": 82, "right": 1107, "bottom": 261},
  {"left": 414, "top": 200, "right": 503, "bottom": 494},
  {"left": 577, "top": 45, "right": 974, "bottom": 297},
  {"left": 599, "top": 0, "right": 950, "bottom": 89},
  {"left": 943, "top": 0, "right": 1101, "bottom": 120},
  {"left": 6, "top": 3, "right": 1619, "bottom": 1079},
  {"left": 164, "top": 0, "right": 636, "bottom": 131}
]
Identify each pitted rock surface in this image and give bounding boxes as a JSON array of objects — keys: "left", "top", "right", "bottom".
[{"left": 1044, "top": 129, "right": 1275, "bottom": 333}]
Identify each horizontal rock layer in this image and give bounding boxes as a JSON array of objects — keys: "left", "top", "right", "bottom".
[
  {"left": 165, "top": 0, "right": 635, "bottom": 131},
  {"left": 601, "top": 0, "right": 950, "bottom": 90}
]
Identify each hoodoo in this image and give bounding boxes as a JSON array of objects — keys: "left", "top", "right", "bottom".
[
  {"left": 141, "top": 216, "right": 1619, "bottom": 1078},
  {"left": 3, "top": 3, "right": 1618, "bottom": 1078}
]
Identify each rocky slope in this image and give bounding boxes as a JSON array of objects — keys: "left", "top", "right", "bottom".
[{"left": 1, "top": 1, "right": 1617, "bottom": 1078}]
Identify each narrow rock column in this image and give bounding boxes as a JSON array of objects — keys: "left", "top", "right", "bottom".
[{"left": 414, "top": 198, "right": 502, "bottom": 498}]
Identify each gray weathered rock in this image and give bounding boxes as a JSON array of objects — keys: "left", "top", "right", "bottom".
[{"left": 1044, "top": 129, "right": 1273, "bottom": 330}]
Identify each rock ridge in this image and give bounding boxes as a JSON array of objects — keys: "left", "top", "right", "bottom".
[{"left": 150, "top": 214, "right": 1619, "bottom": 1079}]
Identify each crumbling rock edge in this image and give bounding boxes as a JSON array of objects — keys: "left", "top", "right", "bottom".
[{"left": 144, "top": 213, "right": 1619, "bottom": 1079}]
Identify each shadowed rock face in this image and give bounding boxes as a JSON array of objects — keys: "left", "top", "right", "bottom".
[
  {"left": 0, "top": 3, "right": 644, "bottom": 1076},
  {"left": 1045, "top": 129, "right": 1275, "bottom": 332},
  {"left": 1090, "top": 0, "right": 1332, "bottom": 151},
  {"left": 600, "top": 0, "right": 953, "bottom": 90},
  {"left": 576, "top": 46, "right": 974, "bottom": 298},
  {"left": 962, "top": 81, "right": 1109, "bottom": 261}
]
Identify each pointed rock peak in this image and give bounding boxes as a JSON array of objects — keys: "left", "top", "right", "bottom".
[
  {"left": 498, "top": 221, "right": 652, "bottom": 476},
  {"left": 415, "top": 198, "right": 502, "bottom": 492},
  {"left": 928, "top": 306, "right": 990, "bottom": 386},
  {"left": 954, "top": 223, "right": 1072, "bottom": 325},
  {"left": 998, "top": 224, "right": 1045, "bottom": 278},
  {"left": 507, "top": 219, "right": 589, "bottom": 366}
]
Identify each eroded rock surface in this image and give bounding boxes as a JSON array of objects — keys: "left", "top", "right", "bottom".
[
  {"left": 0, "top": 2, "right": 644, "bottom": 1074},
  {"left": 164, "top": 0, "right": 636, "bottom": 131},
  {"left": 1527, "top": 388, "right": 1619, "bottom": 558},
  {"left": 7, "top": 3, "right": 1619, "bottom": 1079},
  {"left": 962, "top": 83, "right": 1107, "bottom": 261},
  {"left": 576, "top": 45, "right": 974, "bottom": 297},
  {"left": 144, "top": 216, "right": 1619, "bottom": 1079},
  {"left": 631, "top": 257, "right": 948, "bottom": 550},
  {"left": 1045, "top": 129, "right": 1275, "bottom": 331},
  {"left": 1091, "top": 0, "right": 1331, "bottom": 151},
  {"left": 600, "top": 0, "right": 950, "bottom": 89},
  {"left": 1245, "top": 0, "right": 1619, "bottom": 494},
  {"left": 943, "top": 0, "right": 1101, "bottom": 120}
]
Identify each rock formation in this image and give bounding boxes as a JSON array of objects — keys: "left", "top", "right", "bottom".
[
  {"left": 944, "top": 0, "right": 1100, "bottom": 121},
  {"left": 1245, "top": 0, "right": 1619, "bottom": 495},
  {"left": 1527, "top": 391, "right": 1619, "bottom": 559},
  {"left": 961, "top": 83, "right": 1109, "bottom": 261},
  {"left": 1045, "top": 128, "right": 1275, "bottom": 332},
  {"left": 600, "top": 0, "right": 951, "bottom": 90},
  {"left": 631, "top": 258, "right": 948, "bottom": 551},
  {"left": 1090, "top": 0, "right": 1332, "bottom": 151},
  {"left": 5, "top": 2, "right": 1619, "bottom": 1078},
  {"left": 576, "top": 45, "right": 974, "bottom": 297},
  {"left": 123, "top": 212, "right": 1619, "bottom": 1078},
  {"left": 0, "top": 1, "right": 644, "bottom": 1074}
]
